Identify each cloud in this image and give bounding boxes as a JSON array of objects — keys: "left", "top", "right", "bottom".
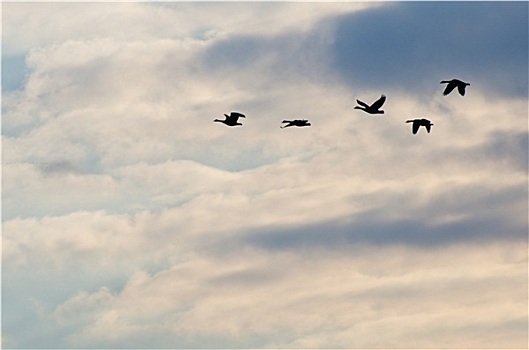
[
  {"left": 38, "top": 160, "right": 82, "bottom": 175},
  {"left": 2, "top": 2, "right": 527, "bottom": 349},
  {"left": 329, "top": 2, "right": 528, "bottom": 97},
  {"left": 8, "top": 241, "right": 525, "bottom": 348}
]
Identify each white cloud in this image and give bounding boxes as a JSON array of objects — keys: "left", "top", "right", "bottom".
[
  {"left": 53, "top": 287, "right": 116, "bottom": 327},
  {"left": 2, "top": 2, "right": 527, "bottom": 349},
  {"left": 2, "top": 2, "right": 375, "bottom": 56},
  {"left": 38, "top": 242, "right": 526, "bottom": 349}
]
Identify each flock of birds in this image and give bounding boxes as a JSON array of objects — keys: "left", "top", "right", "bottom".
[{"left": 214, "top": 78, "right": 470, "bottom": 134}]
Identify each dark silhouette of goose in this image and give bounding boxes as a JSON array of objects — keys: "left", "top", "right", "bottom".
[
  {"left": 354, "top": 94, "right": 386, "bottom": 114},
  {"left": 406, "top": 119, "right": 433, "bottom": 134},
  {"left": 280, "top": 119, "right": 311, "bottom": 128},
  {"left": 214, "top": 112, "right": 246, "bottom": 126},
  {"left": 440, "top": 79, "right": 470, "bottom": 96}
]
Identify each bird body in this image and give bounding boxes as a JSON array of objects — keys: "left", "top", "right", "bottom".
[
  {"left": 280, "top": 119, "right": 311, "bottom": 128},
  {"left": 354, "top": 95, "right": 386, "bottom": 114},
  {"left": 406, "top": 118, "right": 433, "bottom": 134},
  {"left": 440, "top": 79, "right": 470, "bottom": 96},
  {"left": 214, "top": 112, "right": 246, "bottom": 126}
]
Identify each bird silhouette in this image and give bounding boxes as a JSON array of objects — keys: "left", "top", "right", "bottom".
[
  {"left": 354, "top": 94, "right": 386, "bottom": 114},
  {"left": 280, "top": 119, "right": 311, "bottom": 128},
  {"left": 406, "top": 119, "right": 433, "bottom": 134},
  {"left": 440, "top": 79, "right": 470, "bottom": 96},
  {"left": 214, "top": 112, "right": 246, "bottom": 126}
]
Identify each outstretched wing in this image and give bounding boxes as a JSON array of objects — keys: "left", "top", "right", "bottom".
[
  {"left": 370, "top": 95, "right": 386, "bottom": 110},
  {"left": 225, "top": 112, "right": 245, "bottom": 123},
  {"left": 230, "top": 112, "right": 245, "bottom": 119},
  {"left": 442, "top": 82, "right": 456, "bottom": 96},
  {"left": 425, "top": 123, "right": 432, "bottom": 133},
  {"left": 412, "top": 121, "right": 420, "bottom": 134},
  {"left": 457, "top": 84, "right": 466, "bottom": 96}
]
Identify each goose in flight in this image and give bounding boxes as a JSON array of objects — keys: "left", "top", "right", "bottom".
[
  {"left": 354, "top": 94, "right": 386, "bottom": 114},
  {"left": 406, "top": 119, "right": 433, "bottom": 134},
  {"left": 440, "top": 79, "right": 470, "bottom": 96},
  {"left": 214, "top": 112, "right": 246, "bottom": 126},
  {"left": 280, "top": 119, "right": 311, "bottom": 128}
]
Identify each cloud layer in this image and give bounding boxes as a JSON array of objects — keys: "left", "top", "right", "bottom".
[
  {"left": 2, "top": 2, "right": 527, "bottom": 349},
  {"left": 331, "top": 2, "right": 529, "bottom": 97}
]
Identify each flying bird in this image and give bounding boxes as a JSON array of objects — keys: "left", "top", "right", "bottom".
[
  {"left": 280, "top": 119, "right": 311, "bottom": 128},
  {"left": 354, "top": 94, "right": 386, "bottom": 114},
  {"left": 440, "top": 79, "right": 470, "bottom": 96},
  {"left": 406, "top": 118, "right": 434, "bottom": 134},
  {"left": 214, "top": 112, "right": 246, "bottom": 126}
]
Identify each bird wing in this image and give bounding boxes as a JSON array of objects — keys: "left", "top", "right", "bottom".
[
  {"left": 457, "top": 84, "right": 466, "bottom": 96},
  {"left": 443, "top": 83, "right": 456, "bottom": 96},
  {"left": 425, "top": 123, "right": 432, "bottom": 133},
  {"left": 282, "top": 120, "right": 292, "bottom": 123},
  {"left": 356, "top": 99, "right": 369, "bottom": 108},
  {"left": 412, "top": 121, "right": 420, "bottom": 134},
  {"left": 370, "top": 95, "right": 386, "bottom": 110},
  {"left": 230, "top": 112, "right": 246, "bottom": 120}
]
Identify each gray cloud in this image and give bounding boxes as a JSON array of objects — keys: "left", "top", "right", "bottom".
[
  {"left": 38, "top": 160, "right": 82, "bottom": 175},
  {"left": 244, "top": 211, "right": 527, "bottom": 252},
  {"left": 242, "top": 183, "right": 527, "bottom": 251},
  {"left": 195, "top": 2, "right": 528, "bottom": 98},
  {"left": 329, "top": 2, "right": 528, "bottom": 97}
]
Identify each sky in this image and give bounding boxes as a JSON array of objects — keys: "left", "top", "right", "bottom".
[{"left": 1, "top": 1, "right": 528, "bottom": 349}]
